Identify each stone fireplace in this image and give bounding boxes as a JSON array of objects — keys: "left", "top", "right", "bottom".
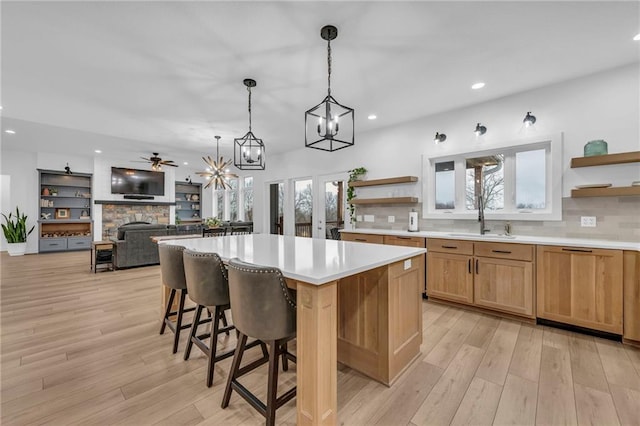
[{"left": 101, "top": 203, "right": 170, "bottom": 239}]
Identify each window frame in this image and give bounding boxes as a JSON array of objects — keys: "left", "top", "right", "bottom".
[
  {"left": 423, "top": 134, "right": 563, "bottom": 221},
  {"left": 213, "top": 176, "right": 253, "bottom": 222}
]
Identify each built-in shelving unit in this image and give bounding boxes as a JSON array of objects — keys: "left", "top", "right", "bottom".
[
  {"left": 570, "top": 151, "right": 640, "bottom": 198},
  {"left": 348, "top": 175, "right": 419, "bottom": 205},
  {"left": 38, "top": 169, "right": 93, "bottom": 252},
  {"left": 175, "top": 181, "right": 202, "bottom": 223}
]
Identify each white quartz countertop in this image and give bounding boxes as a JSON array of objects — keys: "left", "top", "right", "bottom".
[
  {"left": 159, "top": 234, "right": 426, "bottom": 285},
  {"left": 342, "top": 228, "right": 640, "bottom": 251}
]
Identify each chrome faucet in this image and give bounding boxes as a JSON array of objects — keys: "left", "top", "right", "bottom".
[{"left": 478, "top": 195, "right": 490, "bottom": 235}]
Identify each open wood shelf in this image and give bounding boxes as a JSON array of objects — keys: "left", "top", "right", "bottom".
[
  {"left": 349, "top": 197, "right": 418, "bottom": 205},
  {"left": 571, "top": 186, "right": 640, "bottom": 198},
  {"left": 348, "top": 176, "right": 418, "bottom": 188},
  {"left": 570, "top": 151, "right": 640, "bottom": 168}
]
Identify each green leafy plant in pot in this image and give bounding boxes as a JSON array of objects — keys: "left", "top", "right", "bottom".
[
  {"left": 347, "top": 167, "right": 367, "bottom": 224},
  {"left": 204, "top": 217, "right": 222, "bottom": 228},
  {"left": 2, "top": 206, "right": 35, "bottom": 256}
]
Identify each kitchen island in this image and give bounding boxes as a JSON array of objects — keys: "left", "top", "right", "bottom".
[{"left": 159, "top": 234, "right": 426, "bottom": 426}]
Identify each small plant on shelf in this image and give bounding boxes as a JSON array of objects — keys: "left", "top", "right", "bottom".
[{"left": 347, "top": 167, "right": 367, "bottom": 224}]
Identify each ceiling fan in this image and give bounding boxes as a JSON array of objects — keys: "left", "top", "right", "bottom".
[{"left": 136, "top": 153, "right": 178, "bottom": 171}]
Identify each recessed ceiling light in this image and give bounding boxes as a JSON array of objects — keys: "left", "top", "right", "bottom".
[
  {"left": 183, "top": 162, "right": 188, "bottom": 165},
  {"left": 5, "top": 129, "right": 16, "bottom": 134},
  {"left": 471, "top": 82, "right": 485, "bottom": 90},
  {"left": 0, "top": 106, "right": 3, "bottom": 110},
  {"left": 94, "top": 149, "right": 102, "bottom": 154},
  {"left": 634, "top": 33, "right": 640, "bottom": 41},
  {"left": 367, "top": 114, "right": 377, "bottom": 120}
]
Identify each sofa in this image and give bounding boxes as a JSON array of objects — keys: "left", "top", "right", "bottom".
[{"left": 111, "top": 223, "right": 175, "bottom": 269}]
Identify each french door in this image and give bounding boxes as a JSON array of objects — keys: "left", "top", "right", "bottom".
[{"left": 314, "top": 173, "right": 348, "bottom": 239}]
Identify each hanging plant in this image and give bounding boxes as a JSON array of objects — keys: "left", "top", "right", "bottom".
[{"left": 347, "top": 167, "right": 367, "bottom": 224}]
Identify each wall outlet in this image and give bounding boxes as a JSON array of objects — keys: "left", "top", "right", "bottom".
[
  {"left": 581, "top": 216, "right": 597, "bottom": 227},
  {"left": 356, "top": 215, "right": 363, "bottom": 222},
  {"left": 364, "top": 215, "right": 375, "bottom": 223},
  {"left": 388, "top": 215, "right": 395, "bottom": 223}
]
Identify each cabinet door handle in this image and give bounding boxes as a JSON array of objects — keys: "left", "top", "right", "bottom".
[
  {"left": 475, "top": 259, "right": 479, "bottom": 274},
  {"left": 562, "top": 248, "right": 593, "bottom": 253},
  {"left": 442, "top": 245, "right": 457, "bottom": 249},
  {"left": 468, "top": 258, "right": 471, "bottom": 274},
  {"left": 492, "top": 249, "right": 512, "bottom": 254},
  {"left": 355, "top": 238, "right": 366, "bottom": 242},
  {"left": 396, "top": 236, "right": 411, "bottom": 240}
]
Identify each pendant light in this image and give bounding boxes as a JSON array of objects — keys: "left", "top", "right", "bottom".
[
  {"left": 197, "top": 136, "right": 238, "bottom": 190},
  {"left": 234, "top": 79, "right": 265, "bottom": 170},
  {"left": 305, "top": 25, "right": 354, "bottom": 152}
]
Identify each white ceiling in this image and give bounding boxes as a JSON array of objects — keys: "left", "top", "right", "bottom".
[{"left": 1, "top": 1, "right": 638, "bottom": 168}]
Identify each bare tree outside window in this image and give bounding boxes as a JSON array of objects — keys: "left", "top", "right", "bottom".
[{"left": 465, "top": 155, "right": 504, "bottom": 211}]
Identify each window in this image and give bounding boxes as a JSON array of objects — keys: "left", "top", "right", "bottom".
[
  {"left": 294, "top": 179, "right": 313, "bottom": 237},
  {"left": 228, "top": 179, "right": 238, "bottom": 221},
  {"left": 243, "top": 177, "right": 253, "bottom": 221},
  {"left": 215, "top": 190, "right": 224, "bottom": 220},
  {"left": 423, "top": 135, "right": 561, "bottom": 221}
]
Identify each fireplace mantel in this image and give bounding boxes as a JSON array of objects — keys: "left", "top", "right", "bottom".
[{"left": 95, "top": 200, "right": 176, "bottom": 206}]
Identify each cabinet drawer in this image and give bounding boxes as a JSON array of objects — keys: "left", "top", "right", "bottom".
[
  {"left": 427, "top": 238, "right": 473, "bottom": 255},
  {"left": 341, "top": 232, "right": 384, "bottom": 244},
  {"left": 67, "top": 237, "right": 91, "bottom": 250},
  {"left": 383, "top": 235, "right": 425, "bottom": 247},
  {"left": 40, "top": 238, "right": 67, "bottom": 252},
  {"left": 474, "top": 242, "right": 533, "bottom": 261}
]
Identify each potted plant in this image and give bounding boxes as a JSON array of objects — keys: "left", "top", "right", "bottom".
[
  {"left": 2, "top": 207, "right": 35, "bottom": 256},
  {"left": 204, "top": 217, "right": 222, "bottom": 228},
  {"left": 50, "top": 187, "right": 58, "bottom": 196},
  {"left": 347, "top": 167, "right": 367, "bottom": 224}
]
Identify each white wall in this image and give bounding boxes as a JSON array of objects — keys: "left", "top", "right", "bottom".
[
  {"left": 250, "top": 63, "right": 640, "bottom": 233},
  {"left": 1, "top": 150, "right": 39, "bottom": 253}
]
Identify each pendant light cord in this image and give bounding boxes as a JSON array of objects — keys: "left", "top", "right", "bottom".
[
  {"left": 247, "top": 86, "right": 252, "bottom": 132},
  {"left": 327, "top": 38, "right": 332, "bottom": 97}
]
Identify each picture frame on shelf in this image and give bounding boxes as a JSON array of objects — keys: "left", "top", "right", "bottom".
[{"left": 54, "top": 208, "right": 70, "bottom": 219}]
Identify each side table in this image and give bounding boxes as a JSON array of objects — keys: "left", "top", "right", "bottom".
[{"left": 91, "top": 240, "right": 114, "bottom": 273}]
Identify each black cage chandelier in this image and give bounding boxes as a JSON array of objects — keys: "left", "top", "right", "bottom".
[
  {"left": 305, "top": 25, "right": 354, "bottom": 152},
  {"left": 234, "top": 79, "right": 265, "bottom": 170}
]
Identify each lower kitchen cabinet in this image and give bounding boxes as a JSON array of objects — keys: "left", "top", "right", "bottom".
[
  {"left": 623, "top": 250, "right": 640, "bottom": 342},
  {"left": 427, "top": 251, "right": 474, "bottom": 304},
  {"left": 427, "top": 239, "right": 535, "bottom": 318},
  {"left": 340, "top": 232, "right": 384, "bottom": 244},
  {"left": 537, "top": 245, "right": 623, "bottom": 334}
]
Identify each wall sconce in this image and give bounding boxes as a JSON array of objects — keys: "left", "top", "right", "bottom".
[
  {"left": 185, "top": 175, "right": 192, "bottom": 184},
  {"left": 474, "top": 123, "right": 487, "bottom": 136},
  {"left": 433, "top": 132, "right": 447, "bottom": 144},
  {"left": 64, "top": 163, "right": 72, "bottom": 175},
  {"left": 523, "top": 111, "right": 537, "bottom": 127}
]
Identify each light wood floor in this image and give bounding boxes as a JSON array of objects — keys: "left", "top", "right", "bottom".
[{"left": 1, "top": 251, "right": 639, "bottom": 425}]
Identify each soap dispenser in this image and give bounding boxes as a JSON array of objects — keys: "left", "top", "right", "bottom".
[{"left": 408, "top": 209, "right": 419, "bottom": 232}]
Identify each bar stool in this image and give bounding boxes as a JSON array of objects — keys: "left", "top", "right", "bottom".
[
  {"left": 222, "top": 258, "right": 297, "bottom": 426},
  {"left": 183, "top": 250, "right": 264, "bottom": 387},
  {"left": 159, "top": 244, "right": 195, "bottom": 354}
]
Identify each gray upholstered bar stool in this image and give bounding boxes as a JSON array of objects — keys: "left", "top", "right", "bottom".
[
  {"left": 182, "top": 249, "right": 250, "bottom": 387},
  {"left": 158, "top": 244, "right": 195, "bottom": 354},
  {"left": 222, "top": 258, "right": 297, "bottom": 426}
]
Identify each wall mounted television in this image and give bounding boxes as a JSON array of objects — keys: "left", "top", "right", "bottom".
[{"left": 111, "top": 167, "right": 165, "bottom": 195}]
